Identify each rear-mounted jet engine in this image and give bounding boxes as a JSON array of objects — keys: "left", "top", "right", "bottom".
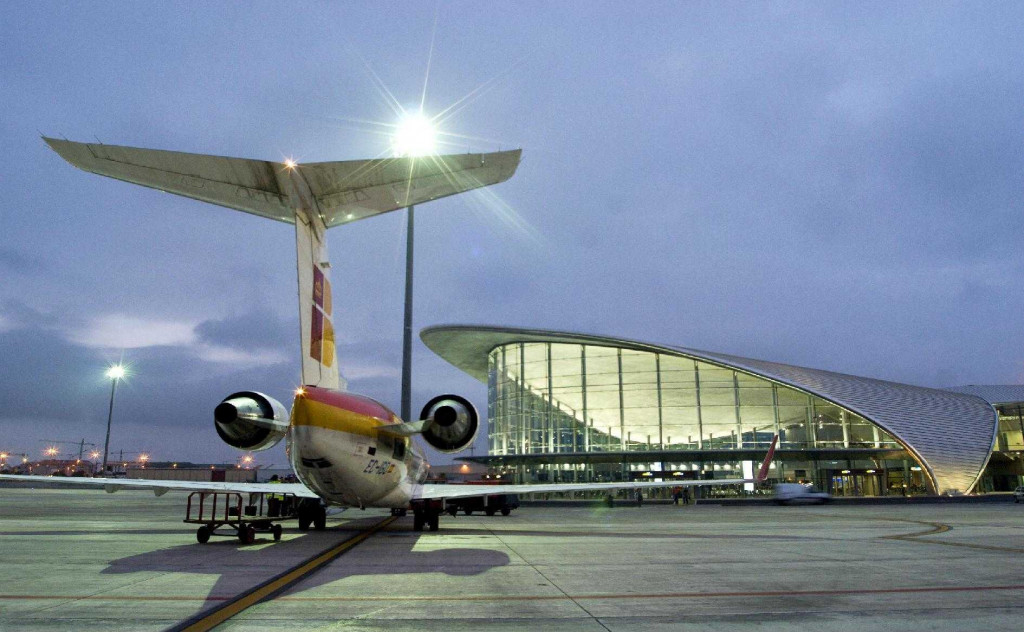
[
  {"left": 419, "top": 394, "right": 479, "bottom": 453},
  {"left": 214, "top": 391, "right": 290, "bottom": 451}
]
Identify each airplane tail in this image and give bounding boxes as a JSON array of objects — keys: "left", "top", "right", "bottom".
[
  {"left": 288, "top": 167, "right": 342, "bottom": 389},
  {"left": 43, "top": 138, "right": 521, "bottom": 391},
  {"left": 756, "top": 434, "right": 779, "bottom": 482}
]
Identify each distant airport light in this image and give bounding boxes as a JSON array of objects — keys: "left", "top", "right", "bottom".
[
  {"left": 866, "top": 469, "right": 876, "bottom": 474},
  {"left": 106, "top": 365, "right": 126, "bottom": 380},
  {"left": 90, "top": 451, "right": 100, "bottom": 459},
  {"left": 841, "top": 469, "right": 851, "bottom": 474},
  {"left": 392, "top": 112, "right": 437, "bottom": 157},
  {"left": 44, "top": 446, "right": 58, "bottom": 457},
  {"left": 139, "top": 454, "right": 149, "bottom": 463},
  {"left": 910, "top": 466, "right": 922, "bottom": 471}
]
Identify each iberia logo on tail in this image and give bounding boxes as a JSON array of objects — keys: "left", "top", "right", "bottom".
[{"left": 310, "top": 265, "right": 335, "bottom": 368}]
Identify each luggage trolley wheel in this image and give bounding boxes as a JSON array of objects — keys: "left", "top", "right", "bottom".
[
  {"left": 272, "top": 524, "right": 283, "bottom": 541},
  {"left": 196, "top": 526, "right": 211, "bottom": 544}
]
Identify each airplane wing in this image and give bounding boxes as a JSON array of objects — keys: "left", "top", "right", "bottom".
[
  {"left": 0, "top": 474, "right": 317, "bottom": 498},
  {"left": 414, "top": 477, "right": 754, "bottom": 501},
  {"left": 415, "top": 435, "right": 780, "bottom": 501},
  {"left": 43, "top": 138, "right": 521, "bottom": 228}
]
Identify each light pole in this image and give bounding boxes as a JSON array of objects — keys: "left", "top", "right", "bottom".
[
  {"left": 392, "top": 111, "right": 437, "bottom": 422},
  {"left": 401, "top": 203, "right": 415, "bottom": 423},
  {"left": 102, "top": 365, "right": 125, "bottom": 475}
]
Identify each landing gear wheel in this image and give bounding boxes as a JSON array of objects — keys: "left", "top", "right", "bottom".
[
  {"left": 272, "top": 524, "right": 283, "bottom": 541},
  {"left": 448, "top": 507, "right": 457, "bottom": 517},
  {"left": 501, "top": 507, "right": 511, "bottom": 516},
  {"left": 485, "top": 508, "right": 496, "bottom": 516},
  {"left": 238, "top": 523, "right": 256, "bottom": 544},
  {"left": 428, "top": 514, "right": 440, "bottom": 531},
  {"left": 298, "top": 515, "right": 311, "bottom": 531},
  {"left": 196, "top": 526, "right": 211, "bottom": 544},
  {"left": 313, "top": 506, "right": 327, "bottom": 531},
  {"left": 413, "top": 513, "right": 425, "bottom": 531}
]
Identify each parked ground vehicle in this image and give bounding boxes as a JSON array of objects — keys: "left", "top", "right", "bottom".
[
  {"left": 774, "top": 483, "right": 831, "bottom": 505},
  {"left": 1013, "top": 486, "right": 1024, "bottom": 503},
  {"left": 446, "top": 493, "right": 520, "bottom": 516}
]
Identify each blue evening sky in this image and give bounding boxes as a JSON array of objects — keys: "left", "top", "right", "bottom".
[{"left": 1, "top": 2, "right": 1022, "bottom": 465}]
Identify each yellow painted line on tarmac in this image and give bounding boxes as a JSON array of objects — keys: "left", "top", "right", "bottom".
[{"left": 171, "top": 515, "right": 396, "bottom": 632}]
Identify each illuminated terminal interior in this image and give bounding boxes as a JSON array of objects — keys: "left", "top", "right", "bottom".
[{"left": 422, "top": 326, "right": 1023, "bottom": 496}]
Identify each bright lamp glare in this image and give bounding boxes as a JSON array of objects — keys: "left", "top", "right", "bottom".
[
  {"left": 107, "top": 365, "right": 125, "bottom": 380},
  {"left": 392, "top": 112, "right": 437, "bottom": 157}
]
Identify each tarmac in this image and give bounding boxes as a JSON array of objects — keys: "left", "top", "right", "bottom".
[{"left": 3, "top": 487, "right": 1024, "bottom": 630}]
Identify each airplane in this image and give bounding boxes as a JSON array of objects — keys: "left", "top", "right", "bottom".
[{"left": 0, "top": 138, "right": 779, "bottom": 537}]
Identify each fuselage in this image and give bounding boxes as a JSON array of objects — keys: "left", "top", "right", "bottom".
[{"left": 286, "top": 386, "right": 429, "bottom": 508}]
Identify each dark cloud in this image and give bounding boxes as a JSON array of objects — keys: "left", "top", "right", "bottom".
[
  {"left": 0, "top": 249, "right": 46, "bottom": 275},
  {"left": 0, "top": 300, "right": 57, "bottom": 330},
  {"left": 0, "top": 319, "right": 296, "bottom": 462},
  {"left": 193, "top": 310, "right": 292, "bottom": 352}
]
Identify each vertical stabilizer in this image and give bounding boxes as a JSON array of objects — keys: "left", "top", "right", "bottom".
[{"left": 289, "top": 167, "right": 343, "bottom": 390}]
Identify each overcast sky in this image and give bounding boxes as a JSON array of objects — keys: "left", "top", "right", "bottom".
[{"left": 1, "top": 2, "right": 1022, "bottom": 466}]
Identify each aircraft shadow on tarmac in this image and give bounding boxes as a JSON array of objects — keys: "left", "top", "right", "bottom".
[{"left": 101, "top": 520, "right": 510, "bottom": 605}]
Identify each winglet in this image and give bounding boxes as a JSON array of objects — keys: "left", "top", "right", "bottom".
[{"left": 756, "top": 434, "right": 779, "bottom": 482}]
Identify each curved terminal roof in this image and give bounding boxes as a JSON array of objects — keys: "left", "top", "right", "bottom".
[
  {"left": 944, "top": 385, "right": 1024, "bottom": 406},
  {"left": 421, "top": 325, "right": 998, "bottom": 494}
]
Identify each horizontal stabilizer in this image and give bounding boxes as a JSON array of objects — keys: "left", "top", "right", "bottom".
[{"left": 43, "top": 137, "right": 521, "bottom": 228}]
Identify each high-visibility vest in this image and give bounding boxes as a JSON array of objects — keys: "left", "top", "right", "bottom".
[{"left": 268, "top": 479, "right": 284, "bottom": 500}]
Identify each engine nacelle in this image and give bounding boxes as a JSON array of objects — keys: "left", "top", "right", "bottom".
[
  {"left": 419, "top": 394, "right": 479, "bottom": 453},
  {"left": 214, "top": 391, "right": 289, "bottom": 451}
]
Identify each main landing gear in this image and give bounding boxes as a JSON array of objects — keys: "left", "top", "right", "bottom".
[
  {"left": 297, "top": 498, "right": 327, "bottom": 531},
  {"left": 410, "top": 499, "right": 443, "bottom": 532}
]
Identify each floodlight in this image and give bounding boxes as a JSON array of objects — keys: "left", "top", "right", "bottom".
[
  {"left": 106, "top": 365, "right": 126, "bottom": 380},
  {"left": 392, "top": 112, "right": 437, "bottom": 157}
]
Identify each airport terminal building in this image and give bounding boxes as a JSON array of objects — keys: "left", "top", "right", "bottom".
[{"left": 423, "top": 326, "right": 1024, "bottom": 496}]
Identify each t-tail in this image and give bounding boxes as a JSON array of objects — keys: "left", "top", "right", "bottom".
[
  {"left": 287, "top": 165, "right": 341, "bottom": 389},
  {"left": 756, "top": 434, "right": 779, "bottom": 482},
  {"left": 43, "top": 138, "right": 521, "bottom": 392}
]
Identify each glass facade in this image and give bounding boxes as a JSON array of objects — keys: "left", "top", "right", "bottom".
[
  {"left": 486, "top": 342, "right": 927, "bottom": 495},
  {"left": 976, "top": 403, "right": 1024, "bottom": 492}
]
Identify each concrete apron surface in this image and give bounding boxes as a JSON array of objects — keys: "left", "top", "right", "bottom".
[{"left": 3, "top": 488, "right": 1024, "bottom": 631}]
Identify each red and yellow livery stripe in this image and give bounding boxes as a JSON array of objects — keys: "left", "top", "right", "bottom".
[{"left": 292, "top": 387, "right": 401, "bottom": 438}]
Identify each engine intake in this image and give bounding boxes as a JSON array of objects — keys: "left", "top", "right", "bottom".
[
  {"left": 214, "top": 391, "right": 289, "bottom": 451},
  {"left": 419, "top": 394, "right": 478, "bottom": 453}
]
